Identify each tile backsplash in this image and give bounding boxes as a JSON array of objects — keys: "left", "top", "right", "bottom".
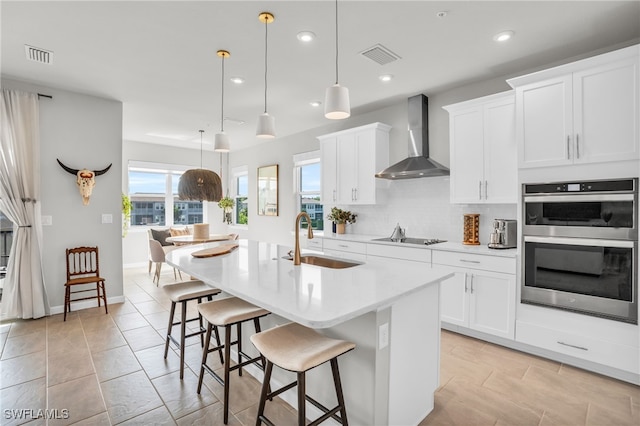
[{"left": 335, "top": 176, "right": 517, "bottom": 244}]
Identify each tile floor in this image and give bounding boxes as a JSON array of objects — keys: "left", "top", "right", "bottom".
[{"left": 0, "top": 266, "right": 638, "bottom": 425}]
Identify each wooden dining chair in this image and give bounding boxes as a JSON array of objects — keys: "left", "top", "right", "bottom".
[{"left": 64, "top": 246, "right": 108, "bottom": 321}]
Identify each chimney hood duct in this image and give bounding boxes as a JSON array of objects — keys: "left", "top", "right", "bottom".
[{"left": 375, "top": 94, "right": 449, "bottom": 179}]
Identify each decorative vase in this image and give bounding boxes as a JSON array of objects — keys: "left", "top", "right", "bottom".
[{"left": 336, "top": 223, "right": 346, "bottom": 234}]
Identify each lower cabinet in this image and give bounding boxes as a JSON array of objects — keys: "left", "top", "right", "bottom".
[
  {"left": 434, "top": 251, "right": 516, "bottom": 340},
  {"left": 322, "top": 238, "right": 367, "bottom": 262}
]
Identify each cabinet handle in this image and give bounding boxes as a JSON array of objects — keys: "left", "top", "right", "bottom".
[
  {"left": 484, "top": 180, "right": 488, "bottom": 200},
  {"left": 354, "top": 188, "right": 358, "bottom": 201},
  {"left": 459, "top": 259, "right": 480, "bottom": 264},
  {"left": 557, "top": 341, "right": 589, "bottom": 351},
  {"left": 333, "top": 189, "right": 336, "bottom": 202},
  {"left": 478, "top": 180, "right": 482, "bottom": 200},
  {"left": 351, "top": 188, "right": 355, "bottom": 201},
  {"left": 338, "top": 244, "right": 349, "bottom": 248},
  {"left": 576, "top": 134, "right": 580, "bottom": 159},
  {"left": 464, "top": 273, "right": 468, "bottom": 293},
  {"left": 566, "top": 136, "right": 571, "bottom": 159},
  {"left": 470, "top": 274, "right": 474, "bottom": 294}
]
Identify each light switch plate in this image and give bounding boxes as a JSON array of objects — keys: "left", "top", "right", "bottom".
[
  {"left": 378, "top": 322, "right": 389, "bottom": 350},
  {"left": 41, "top": 215, "right": 52, "bottom": 226},
  {"left": 101, "top": 214, "right": 113, "bottom": 224}
]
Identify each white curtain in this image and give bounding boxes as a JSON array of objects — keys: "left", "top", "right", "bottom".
[{"left": 0, "top": 89, "right": 50, "bottom": 319}]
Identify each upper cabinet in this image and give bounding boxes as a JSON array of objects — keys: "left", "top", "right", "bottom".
[
  {"left": 444, "top": 92, "right": 517, "bottom": 204},
  {"left": 318, "top": 122, "right": 391, "bottom": 205},
  {"left": 508, "top": 45, "right": 639, "bottom": 168}
]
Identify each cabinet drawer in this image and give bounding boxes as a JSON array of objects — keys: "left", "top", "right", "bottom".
[
  {"left": 366, "top": 243, "right": 430, "bottom": 263},
  {"left": 323, "top": 239, "right": 367, "bottom": 254},
  {"left": 432, "top": 250, "right": 515, "bottom": 273},
  {"left": 305, "top": 238, "right": 323, "bottom": 250},
  {"left": 516, "top": 321, "right": 639, "bottom": 374}
]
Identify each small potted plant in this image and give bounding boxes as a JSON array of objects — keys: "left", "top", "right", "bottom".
[
  {"left": 218, "top": 196, "right": 235, "bottom": 224},
  {"left": 121, "top": 193, "right": 131, "bottom": 237},
  {"left": 327, "top": 207, "right": 357, "bottom": 234}
]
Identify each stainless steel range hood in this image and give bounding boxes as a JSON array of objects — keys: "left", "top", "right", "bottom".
[{"left": 375, "top": 94, "right": 449, "bottom": 179}]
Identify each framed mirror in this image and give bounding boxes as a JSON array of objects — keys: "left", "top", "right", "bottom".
[{"left": 257, "top": 164, "right": 278, "bottom": 216}]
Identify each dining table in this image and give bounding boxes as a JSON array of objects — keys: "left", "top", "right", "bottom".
[{"left": 165, "top": 233, "right": 233, "bottom": 246}]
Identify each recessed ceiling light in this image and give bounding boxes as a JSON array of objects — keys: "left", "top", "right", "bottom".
[
  {"left": 493, "top": 30, "right": 514, "bottom": 42},
  {"left": 310, "top": 101, "right": 322, "bottom": 107},
  {"left": 436, "top": 11, "right": 448, "bottom": 19},
  {"left": 230, "top": 77, "right": 245, "bottom": 84},
  {"left": 297, "top": 31, "right": 316, "bottom": 42},
  {"left": 379, "top": 74, "right": 394, "bottom": 82}
]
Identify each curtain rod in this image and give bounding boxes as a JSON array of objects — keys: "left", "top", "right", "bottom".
[{"left": 37, "top": 93, "right": 52, "bottom": 99}]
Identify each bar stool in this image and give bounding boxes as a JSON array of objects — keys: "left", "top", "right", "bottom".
[
  {"left": 162, "top": 280, "right": 222, "bottom": 379},
  {"left": 197, "top": 297, "right": 270, "bottom": 424},
  {"left": 250, "top": 322, "right": 355, "bottom": 426}
]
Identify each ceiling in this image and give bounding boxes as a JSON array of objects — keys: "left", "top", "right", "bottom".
[{"left": 2, "top": 1, "right": 639, "bottom": 152}]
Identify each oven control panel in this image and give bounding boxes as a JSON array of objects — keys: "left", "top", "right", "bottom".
[{"left": 524, "top": 178, "right": 636, "bottom": 194}]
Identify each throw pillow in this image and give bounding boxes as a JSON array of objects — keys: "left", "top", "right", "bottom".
[
  {"left": 169, "top": 227, "right": 190, "bottom": 237},
  {"left": 150, "top": 228, "right": 172, "bottom": 246}
]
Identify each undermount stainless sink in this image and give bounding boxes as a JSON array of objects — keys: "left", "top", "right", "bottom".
[{"left": 284, "top": 255, "right": 361, "bottom": 269}]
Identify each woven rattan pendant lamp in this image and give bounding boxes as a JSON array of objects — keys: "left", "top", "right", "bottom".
[
  {"left": 256, "top": 12, "right": 276, "bottom": 138},
  {"left": 178, "top": 130, "right": 223, "bottom": 202},
  {"left": 214, "top": 50, "right": 231, "bottom": 152},
  {"left": 324, "top": 0, "right": 350, "bottom": 119}
]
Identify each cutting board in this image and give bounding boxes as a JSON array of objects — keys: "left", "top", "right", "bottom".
[{"left": 191, "top": 243, "right": 239, "bottom": 258}]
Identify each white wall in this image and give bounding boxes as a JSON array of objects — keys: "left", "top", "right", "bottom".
[{"left": 2, "top": 78, "right": 124, "bottom": 310}]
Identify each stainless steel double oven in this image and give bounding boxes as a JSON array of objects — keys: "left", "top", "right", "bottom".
[{"left": 522, "top": 178, "right": 638, "bottom": 324}]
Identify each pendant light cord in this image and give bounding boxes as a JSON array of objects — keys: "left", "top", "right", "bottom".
[
  {"left": 264, "top": 17, "right": 268, "bottom": 113},
  {"left": 199, "top": 130, "right": 204, "bottom": 169},
  {"left": 220, "top": 55, "right": 225, "bottom": 132},
  {"left": 334, "top": 0, "right": 339, "bottom": 85}
]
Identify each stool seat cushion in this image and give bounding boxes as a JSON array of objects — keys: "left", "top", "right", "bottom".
[
  {"left": 198, "top": 297, "right": 269, "bottom": 326},
  {"left": 250, "top": 322, "right": 355, "bottom": 373},
  {"left": 162, "top": 280, "right": 221, "bottom": 302}
]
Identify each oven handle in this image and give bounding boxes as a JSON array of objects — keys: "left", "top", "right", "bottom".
[
  {"left": 524, "top": 235, "right": 636, "bottom": 248},
  {"left": 523, "top": 193, "right": 635, "bottom": 203}
]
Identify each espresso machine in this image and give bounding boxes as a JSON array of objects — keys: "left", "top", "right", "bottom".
[{"left": 488, "top": 219, "right": 517, "bottom": 249}]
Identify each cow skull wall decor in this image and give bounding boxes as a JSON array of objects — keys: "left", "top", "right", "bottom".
[{"left": 57, "top": 159, "right": 112, "bottom": 205}]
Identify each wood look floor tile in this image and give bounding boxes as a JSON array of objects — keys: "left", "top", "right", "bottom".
[
  {"left": 480, "top": 340, "right": 561, "bottom": 373},
  {"left": 118, "top": 405, "right": 177, "bottom": 425},
  {"left": 152, "top": 370, "right": 218, "bottom": 419},
  {"left": 67, "top": 412, "right": 111, "bottom": 426},
  {"left": 450, "top": 344, "right": 531, "bottom": 379},
  {"left": 420, "top": 396, "right": 498, "bottom": 425},
  {"left": 0, "top": 378, "right": 46, "bottom": 426},
  {"left": 101, "top": 370, "right": 163, "bottom": 424},
  {"left": 559, "top": 363, "right": 640, "bottom": 402},
  {"left": 1, "top": 330, "right": 46, "bottom": 360},
  {"left": 47, "top": 374, "right": 106, "bottom": 426},
  {"left": 440, "top": 348, "right": 493, "bottom": 386},
  {"left": 176, "top": 402, "right": 243, "bottom": 426},
  {"left": 0, "top": 351, "right": 46, "bottom": 389}
]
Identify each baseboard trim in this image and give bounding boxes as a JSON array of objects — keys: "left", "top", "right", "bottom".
[{"left": 49, "top": 296, "right": 126, "bottom": 316}]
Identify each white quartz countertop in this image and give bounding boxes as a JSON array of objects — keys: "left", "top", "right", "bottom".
[
  {"left": 323, "top": 232, "right": 518, "bottom": 258},
  {"left": 166, "top": 239, "right": 453, "bottom": 329}
]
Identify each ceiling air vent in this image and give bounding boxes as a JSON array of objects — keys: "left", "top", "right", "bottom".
[
  {"left": 360, "top": 44, "right": 401, "bottom": 65},
  {"left": 25, "top": 45, "right": 53, "bottom": 64}
]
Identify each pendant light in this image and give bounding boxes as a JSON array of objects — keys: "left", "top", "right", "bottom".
[
  {"left": 256, "top": 12, "right": 276, "bottom": 138},
  {"left": 214, "top": 50, "right": 231, "bottom": 152},
  {"left": 178, "top": 130, "right": 223, "bottom": 202},
  {"left": 324, "top": 0, "right": 350, "bottom": 119}
]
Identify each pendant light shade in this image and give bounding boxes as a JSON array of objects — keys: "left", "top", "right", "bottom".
[
  {"left": 324, "top": 84, "right": 350, "bottom": 119},
  {"left": 256, "top": 12, "right": 276, "bottom": 138},
  {"left": 325, "top": 0, "right": 350, "bottom": 119},
  {"left": 215, "top": 50, "right": 231, "bottom": 152},
  {"left": 256, "top": 112, "right": 276, "bottom": 139},
  {"left": 178, "top": 130, "right": 223, "bottom": 202}
]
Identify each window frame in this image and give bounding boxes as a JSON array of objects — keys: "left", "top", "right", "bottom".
[
  {"left": 293, "top": 151, "right": 323, "bottom": 231},
  {"left": 232, "top": 165, "right": 249, "bottom": 227},
  {"left": 127, "top": 160, "right": 208, "bottom": 228}
]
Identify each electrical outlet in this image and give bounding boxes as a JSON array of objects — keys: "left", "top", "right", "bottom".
[
  {"left": 101, "top": 214, "right": 113, "bottom": 224},
  {"left": 41, "top": 215, "right": 52, "bottom": 226},
  {"left": 378, "top": 322, "right": 389, "bottom": 350}
]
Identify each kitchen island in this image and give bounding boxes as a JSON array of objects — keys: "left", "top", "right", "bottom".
[{"left": 166, "top": 239, "right": 453, "bottom": 425}]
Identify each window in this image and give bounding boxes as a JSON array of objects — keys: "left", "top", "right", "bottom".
[
  {"left": 0, "top": 210, "right": 12, "bottom": 273},
  {"left": 294, "top": 151, "right": 323, "bottom": 230},
  {"left": 233, "top": 166, "right": 248, "bottom": 225},
  {"left": 128, "top": 161, "right": 206, "bottom": 227}
]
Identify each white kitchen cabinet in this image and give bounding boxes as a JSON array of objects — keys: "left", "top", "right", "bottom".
[
  {"left": 322, "top": 238, "right": 367, "bottom": 262},
  {"left": 444, "top": 92, "right": 516, "bottom": 204},
  {"left": 433, "top": 250, "right": 516, "bottom": 340},
  {"left": 318, "top": 122, "right": 391, "bottom": 205},
  {"left": 507, "top": 44, "right": 639, "bottom": 168}
]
